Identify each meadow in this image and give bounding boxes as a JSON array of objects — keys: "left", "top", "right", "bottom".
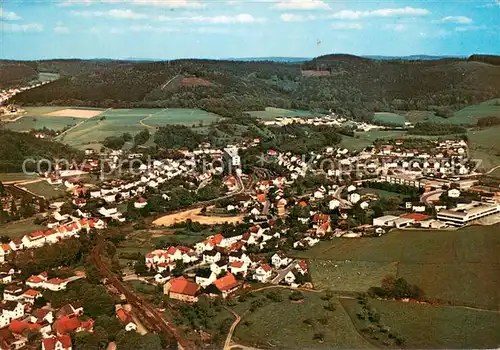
[
  {"left": 233, "top": 290, "right": 375, "bottom": 349},
  {"left": 373, "top": 112, "right": 407, "bottom": 126},
  {"left": 341, "top": 298, "right": 500, "bottom": 349},
  {"left": 293, "top": 225, "right": 500, "bottom": 310},
  {"left": 246, "top": 107, "right": 317, "bottom": 120},
  {"left": 468, "top": 125, "right": 500, "bottom": 172},
  {"left": 0, "top": 219, "right": 45, "bottom": 239},
  {"left": 339, "top": 130, "right": 407, "bottom": 151},
  {"left": 22, "top": 181, "right": 67, "bottom": 199},
  {"left": 57, "top": 108, "right": 220, "bottom": 149},
  {"left": 0, "top": 173, "right": 39, "bottom": 183},
  {"left": 5, "top": 116, "right": 79, "bottom": 132}
]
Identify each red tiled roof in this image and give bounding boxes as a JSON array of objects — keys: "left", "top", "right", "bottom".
[
  {"left": 47, "top": 278, "right": 65, "bottom": 285},
  {"left": 313, "top": 213, "right": 330, "bottom": 223},
  {"left": 42, "top": 336, "right": 72, "bottom": 350},
  {"left": 28, "top": 231, "right": 45, "bottom": 240},
  {"left": 26, "top": 275, "right": 43, "bottom": 284},
  {"left": 400, "top": 213, "right": 430, "bottom": 221},
  {"left": 230, "top": 261, "right": 244, "bottom": 269},
  {"left": 166, "top": 246, "right": 178, "bottom": 255},
  {"left": 259, "top": 263, "right": 272, "bottom": 272},
  {"left": 8, "top": 319, "right": 41, "bottom": 334},
  {"left": 298, "top": 201, "right": 308, "bottom": 207},
  {"left": 116, "top": 309, "right": 133, "bottom": 325},
  {"left": 297, "top": 260, "right": 308, "bottom": 272},
  {"left": 256, "top": 193, "right": 266, "bottom": 203},
  {"left": 54, "top": 316, "right": 80, "bottom": 334},
  {"left": 23, "top": 289, "right": 41, "bottom": 297},
  {"left": 213, "top": 273, "right": 239, "bottom": 292},
  {"left": 169, "top": 276, "right": 199, "bottom": 297}
]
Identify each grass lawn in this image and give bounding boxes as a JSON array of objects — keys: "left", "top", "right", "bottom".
[
  {"left": 358, "top": 188, "right": 403, "bottom": 200},
  {"left": 0, "top": 173, "right": 39, "bottom": 183},
  {"left": 21, "top": 181, "right": 67, "bottom": 199},
  {"left": 246, "top": 107, "right": 316, "bottom": 120},
  {"left": 309, "top": 260, "right": 399, "bottom": 292},
  {"left": 0, "top": 219, "right": 45, "bottom": 239},
  {"left": 468, "top": 125, "right": 500, "bottom": 171},
  {"left": 233, "top": 290, "right": 375, "bottom": 349},
  {"left": 5, "top": 116, "right": 79, "bottom": 132},
  {"left": 340, "top": 130, "right": 407, "bottom": 151},
  {"left": 341, "top": 298, "right": 500, "bottom": 349},
  {"left": 57, "top": 108, "right": 222, "bottom": 148},
  {"left": 127, "top": 280, "right": 157, "bottom": 294},
  {"left": 293, "top": 226, "right": 500, "bottom": 310},
  {"left": 373, "top": 112, "right": 407, "bottom": 126}
]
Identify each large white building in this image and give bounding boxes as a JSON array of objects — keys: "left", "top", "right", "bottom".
[
  {"left": 224, "top": 147, "right": 240, "bottom": 168},
  {"left": 437, "top": 202, "right": 500, "bottom": 226}
]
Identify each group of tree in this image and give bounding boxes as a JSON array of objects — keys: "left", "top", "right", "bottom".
[
  {"left": 408, "top": 122, "right": 467, "bottom": 136},
  {"left": 10, "top": 56, "right": 500, "bottom": 123},
  {"left": 102, "top": 132, "right": 132, "bottom": 150},
  {"left": 476, "top": 116, "right": 500, "bottom": 128},
  {"left": 368, "top": 275, "right": 424, "bottom": 300},
  {"left": 0, "top": 129, "right": 83, "bottom": 173}
]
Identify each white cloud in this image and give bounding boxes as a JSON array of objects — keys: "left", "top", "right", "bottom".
[
  {"left": 272, "top": 0, "right": 330, "bottom": 10},
  {"left": 158, "top": 13, "right": 265, "bottom": 24},
  {"left": 280, "top": 13, "right": 316, "bottom": 22},
  {"left": 71, "top": 9, "right": 148, "bottom": 19},
  {"left": 59, "top": 0, "right": 204, "bottom": 8},
  {"left": 2, "top": 22, "right": 43, "bottom": 32},
  {"left": 0, "top": 9, "right": 21, "bottom": 20},
  {"left": 385, "top": 23, "right": 407, "bottom": 32},
  {"left": 130, "top": 24, "right": 180, "bottom": 32},
  {"left": 54, "top": 22, "right": 70, "bottom": 33},
  {"left": 330, "top": 7, "right": 430, "bottom": 20},
  {"left": 439, "top": 16, "right": 473, "bottom": 24},
  {"left": 455, "top": 25, "right": 487, "bottom": 32},
  {"left": 331, "top": 22, "right": 363, "bottom": 30}
]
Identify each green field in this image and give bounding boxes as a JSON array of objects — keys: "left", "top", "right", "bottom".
[
  {"left": 373, "top": 112, "right": 407, "bottom": 126},
  {"left": 5, "top": 116, "right": 79, "bottom": 132},
  {"left": 468, "top": 125, "right": 500, "bottom": 172},
  {"left": 293, "top": 226, "right": 500, "bottom": 310},
  {"left": 246, "top": 107, "right": 317, "bottom": 120},
  {"left": 339, "top": 130, "right": 407, "bottom": 151},
  {"left": 0, "top": 219, "right": 45, "bottom": 239},
  {"left": 358, "top": 188, "right": 404, "bottom": 200},
  {"left": 58, "top": 108, "right": 220, "bottom": 149},
  {"left": 0, "top": 173, "right": 39, "bottom": 183},
  {"left": 21, "top": 181, "right": 67, "bottom": 199},
  {"left": 310, "top": 260, "right": 399, "bottom": 292},
  {"left": 233, "top": 290, "right": 375, "bottom": 349},
  {"left": 341, "top": 298, "right": 500, "bottom": 349}
]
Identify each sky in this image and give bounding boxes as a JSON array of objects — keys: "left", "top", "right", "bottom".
[{"left": 1, "top": 0, "right": 499, "bottom": 60}]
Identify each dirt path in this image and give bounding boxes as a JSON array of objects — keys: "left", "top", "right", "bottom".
[
  {"left": 224, "top": 307, "right": 242, "bottom": 350},
  {"left": 153, "top": 207, "right": 244, "bottom": 226},
  {"left": 139, "top": 108, "right": 169, "bottom": 129}
]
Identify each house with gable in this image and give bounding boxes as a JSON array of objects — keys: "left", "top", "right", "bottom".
[
  {"left": 253, "top": 263, "right": 272, "bottom": 283},
  {"left": 271, "top": 253, "right": 292, "bottom": 268},
  {"left": 163, "top": 276, "right": 200, "bottom": 303},
  {"left": 195, "top": 269, "right": 217, "bottom": 288},
  {"left": 116, "top": 307, "right": 137, "bottom": 332},
  {"left": 207, "top": 273, "right": 241, "bottom": 299},
  {"left": 42, "top": 335, "right": 72, "bottom": 350}
]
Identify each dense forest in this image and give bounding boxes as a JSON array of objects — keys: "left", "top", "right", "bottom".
[
  {"left": 6, "top": 55, "right": 500, "bottom": 121},
  {"left": 0, "top": 129, "right": 82, "bottom": 172}
]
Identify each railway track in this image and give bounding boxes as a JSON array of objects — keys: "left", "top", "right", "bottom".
[{"left": 92, "top": 244, "right": 192, "bottom": 349}]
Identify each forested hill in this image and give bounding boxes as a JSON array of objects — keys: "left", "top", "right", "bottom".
[{"left": 7, "top": 54, "right": 500, "bottom": 121}]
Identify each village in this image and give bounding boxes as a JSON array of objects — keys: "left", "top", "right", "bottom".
[{"left": 0, "top": 125, "right": 499, "bottom": 349}]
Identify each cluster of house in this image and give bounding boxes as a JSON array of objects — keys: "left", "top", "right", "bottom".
[
  {"left": 0, "top": 81, "right": 51, "bottom": 106},
  {"left": 0, "top": 298, "right": 137, "bottom": 350},
  {"left": 259, "top": 113, "right": 386, "bottom": 132},
  {"left": 144, "top": 229, "right": 310, "bottom": 302},
  {"left": 0, "top": 217, "right": 105, "bottom": 263},
  {"left": 0, "top": 265, "right": 139, "bottom": 350}
]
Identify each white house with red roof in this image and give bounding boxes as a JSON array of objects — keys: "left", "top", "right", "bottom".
[
  {"left": 271, "top": 253, "right": 292, "bottom": 268},
  {"left": 43, "top": 278, "right": 68, "bottom": 291},
  {"left": 42, "top": 335, "right": 72, "bottom": 350},
  {"left": 253, "top": 264, "right": 272, "bottom": 283},
  {"left": 21, "top": 231, "right": 46, "bottom": 249},
  {"left": 134, "top": 197, "right": 148, "bottom": 209},
  {"left": 26, "top": 273, "right": 48, "bottom": 289},
  {"left": 228, "top": 261, "right": 247, "bottom": 276}
]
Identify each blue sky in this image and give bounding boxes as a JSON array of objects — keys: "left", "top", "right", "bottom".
[{"left": 1, "top": 0, "right": 499, "bottom": 60}]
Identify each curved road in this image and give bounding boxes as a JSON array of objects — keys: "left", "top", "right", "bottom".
[
  {"left": 223, "top": 307, "right": 242, "bottom": 350},
  {"left": 420, "top": 189, "right": 443, "bottom": 205}
]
